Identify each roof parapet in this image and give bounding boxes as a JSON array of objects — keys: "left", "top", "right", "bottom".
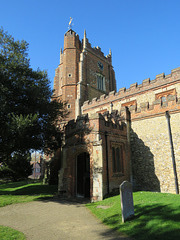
[
  {"left": 82, "top": 67, "right": 180, "bottom": 109},
  {"left": 128, "top": 96, "right": 179, "bottom": 116},
  {"left": 142, "top": 78, "right": 150, "bottom": 86},
  {"left": 156, "top": 73, "right": 165, "bottom": 80}
]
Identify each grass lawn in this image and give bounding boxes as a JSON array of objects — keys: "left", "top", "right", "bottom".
[
  {"left": 0, "top": 226, "right": 26, "bottom": 240},
  {"left": 0, "top": 180, "right": 58, "bottom": 207},
  {"left": 87, "top": 191, "right": 180, "bottom": 240},
  {"left": 0, "top": 180, "right": 58, "bottom": 239}
]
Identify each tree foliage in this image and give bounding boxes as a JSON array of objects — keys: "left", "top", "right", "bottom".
[
  {"left": 0, "top": 153, "right": 32, "bottom": 181},
  {"left": 0, "top": 28, "right": 67, "bottom": 170}
]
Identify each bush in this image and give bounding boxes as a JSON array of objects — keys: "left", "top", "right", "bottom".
[
  {"left": 0, "top": 153, "right": 32, "bottom": 181},
  {"left": 0, "top": 165, "right": 14, "bottom": 179}
]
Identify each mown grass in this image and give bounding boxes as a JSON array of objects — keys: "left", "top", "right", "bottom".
[
  {"left": 0, "top": 180, "right": 58, "bottom": 207},
  {"left": 87, "top": 191, "right": 180, "bottom": 240},
  {"left": 0, "top": 180, "right": 58, "bottom": 239},
  {"left": 0, "top": 226, "right": 26, "bottom": 240}
]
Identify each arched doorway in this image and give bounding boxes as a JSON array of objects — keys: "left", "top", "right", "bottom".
[{"left": 76, "top": 152, "right": 90, "bottom": 198}]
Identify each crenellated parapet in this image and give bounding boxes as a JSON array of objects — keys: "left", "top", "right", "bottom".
[
  {"left": 82, "top": 67, "right": 180, "bottom": 113},
  {"left": 128, "top": 95, "right": 180, "bottom": 120},
  {"left": 82, "top": 35, "right": 112, "bottom": 63},
  {"left": 64, "top": 111, "right": 127, "bottom": 142},
  {"left": 100, "top": 111, "right": 127, "bottom": 132},
  {"left": 64, "top": 29, "right": 82, "bottom": 50},
  {"left": 65, "top": 114, "right": 89, "bottom": 136}
]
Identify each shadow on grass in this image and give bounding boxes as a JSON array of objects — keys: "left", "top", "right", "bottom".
[
  {"left": 0, "top": 180, "right": 33, "bottom": 189},
  {"left": 97, "top": 226, "right": 131, "bottom": 240},
  {"left": 102, "top": 204, "right": 180, "bottom": 240},
  {"left": 0, "top": 180, "right": 58, "bottom": 196},
  {"left": 0, "top": 180, "right": 91, "bottom": 208},
  {"left": 0, "top": 180, "right": 89, "bottom": 206}
]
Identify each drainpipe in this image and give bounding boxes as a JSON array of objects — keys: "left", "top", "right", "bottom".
[
  {"left": 125, "top": 107, "right": 133, "bottom": 184},
  {"left": 165, "top": 111, "right": 179, "bottom": 194},
  {"left": 105, "top": 131, "right": 109, "bottom": 195}
]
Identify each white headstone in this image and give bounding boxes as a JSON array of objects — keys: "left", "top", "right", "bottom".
[{"left": 120, "top": 181, "right": 134, "bottom": 223}]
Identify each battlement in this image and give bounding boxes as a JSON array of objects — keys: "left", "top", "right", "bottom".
[
  {"left": 82, "top": 67, "right": 180, "bottom": 110},
  {"left": 101, "top": 111, "right": 126, "bottom": 130},
  {"left": 64, "top": 29, "right": 81, "bottom": 50},
  {"left": 82, "top": 35, "right": 112, "bottom": 62},
  {"left": 65, "top": 114, "right": 89, "bottom": 132},
  {"left": 88, "top": 111, "right": 126, "bottom": 131},
  {"left": 126, "top": 95, "right": 180, "bottom": 120},
  {"left": 64, "top": 29, "right": 111, "bottom": 62},
  {"left": 89, "top": 45, "right": 112, "bottom": 62},
  {"left": 65, "top": 111, "right": 127, "bottom": 138}
]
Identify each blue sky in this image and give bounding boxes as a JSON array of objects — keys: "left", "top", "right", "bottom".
[{"left": 1, "top": 0, "right": 180, "bottom": 91}]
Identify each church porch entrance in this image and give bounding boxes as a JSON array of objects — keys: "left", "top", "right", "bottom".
[{"left": 76, "top": 152, "right": 90, "bottom": 198}]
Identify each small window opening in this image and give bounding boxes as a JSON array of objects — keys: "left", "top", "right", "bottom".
[
  {"left": 68, "top": 73, "right": 72, "bottom": 77},
  {"left": 67, "top": 104, "right": 71, "bottom": 109},
  {"left": 161, "top": 96, "right": 166, "bottom": 103},
  {"left": 112, "top": 146, "right": 124, "bottom": 173},
  {"left": 97, "top": 74, "right": 105, "bottom": 91}
]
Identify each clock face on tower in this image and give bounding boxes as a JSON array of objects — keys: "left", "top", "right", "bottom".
[{"left": 97, "top": 61, "right": 104, "bottom": 71}]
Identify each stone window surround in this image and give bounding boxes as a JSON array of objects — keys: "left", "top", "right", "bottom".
[
  {"left": 111, "top": 143, "right": 124, "bottom": 175},
  {"left": 155, "top": 88, "right": 176, "bottom": 100},
  {"left": 96, "top": 73, "right": 105, "bottom": 91},
  {"left": 121, "top": 100, "right": 137, "bottom": 107}
]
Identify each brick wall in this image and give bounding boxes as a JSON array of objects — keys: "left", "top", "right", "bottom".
[
  {"left": 53, "top": 29, "right": 116, "bottom": 121},
  {"left": 55, "top": 29, "right": 180, "bottom": 196},
  {"left": 82, "top": 67, "right": 180, "bottom": 115},
  {"left": 82, "top": 67, "right": 180, "bottom": 194},
  {"left": 58, "top": 113, "right": 130, "bottom": 201}
]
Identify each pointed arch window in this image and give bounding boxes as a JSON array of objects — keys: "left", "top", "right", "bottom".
[
  {"left": 112, "top": 146, "right": 124, "bottom": 173},
  {"left": 97, "top": 73, "right": 105, "bottom": 91}
]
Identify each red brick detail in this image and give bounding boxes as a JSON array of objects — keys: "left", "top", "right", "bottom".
[
  {"left": 122, "top": 100, "right": 137, "bottom": 107},
  {"left": 155, "top": 88, "right": 176, "bottom": 99}
]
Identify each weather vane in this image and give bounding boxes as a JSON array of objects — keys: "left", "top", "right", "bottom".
[{"left": 68, "top": 17, "right": 73, "bottom": 29}]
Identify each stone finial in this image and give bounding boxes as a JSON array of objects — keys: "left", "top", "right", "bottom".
[
  {"left": 107, "top": 49, "right": 112, "bottom": 63},
  {"left": 83, "top": 29, "right": 87, "bottom": 49}
]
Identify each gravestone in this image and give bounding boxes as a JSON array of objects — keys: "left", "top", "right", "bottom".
[{"left": 120, "top": 181, "right": 134, "bottom": 223}]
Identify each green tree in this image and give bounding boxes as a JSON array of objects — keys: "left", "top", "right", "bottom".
[
  {"left": 0, "top": 153, "right": 32, "bottom": 181},
  {"left": 0, "top": 28, "right": 67, "bottom": 176}
]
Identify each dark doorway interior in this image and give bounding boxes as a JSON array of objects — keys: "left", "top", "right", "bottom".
[{"left": 77, "top": 152, "right": 90, "bottom": 198}]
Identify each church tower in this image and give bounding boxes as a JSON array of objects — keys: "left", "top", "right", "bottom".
[
  {"left": 53, "top": 29, "right": 116, "bottom": 121},
  {"left": 53, "top": 29, "right": 81, "bottom": 120}
]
